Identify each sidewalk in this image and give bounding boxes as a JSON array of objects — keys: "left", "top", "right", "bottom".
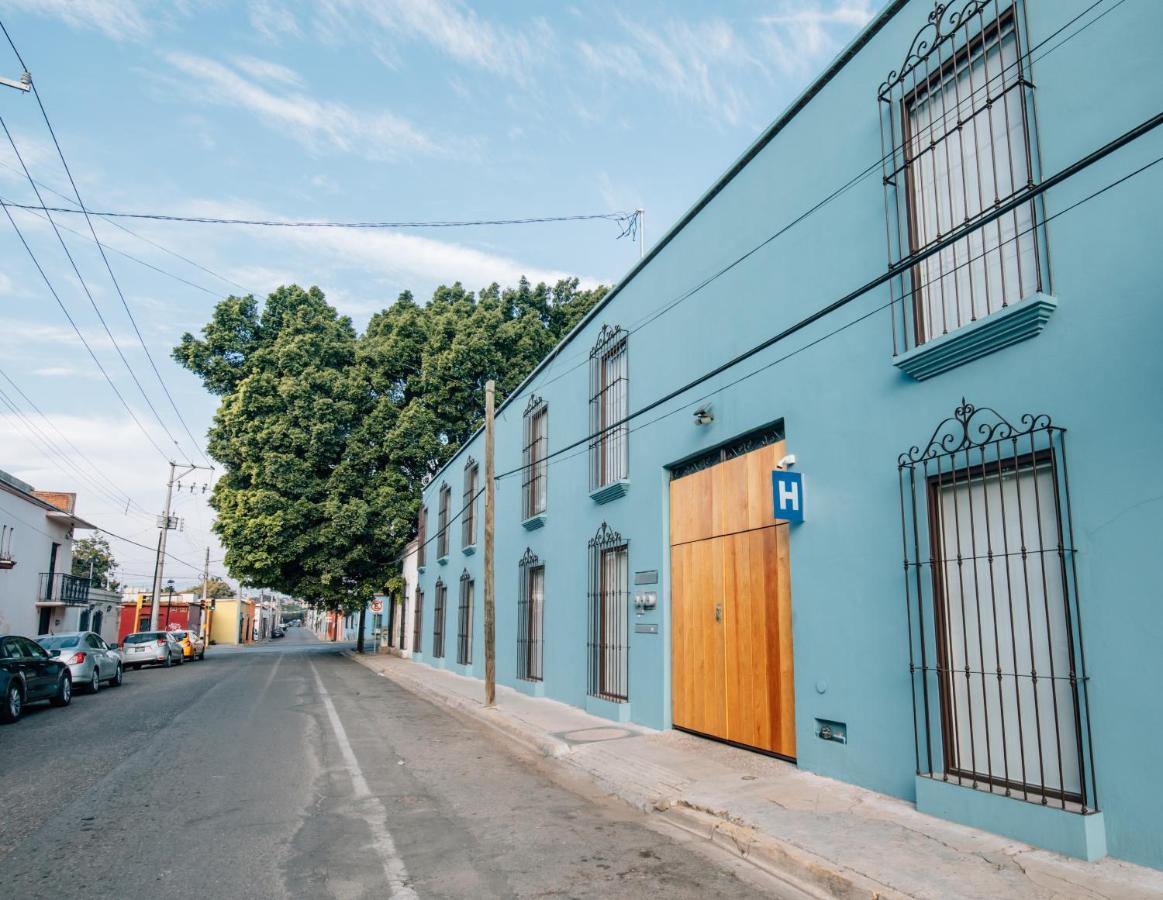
[{"left": 346, "top": 651, "right": 1163, "bottom": 899}]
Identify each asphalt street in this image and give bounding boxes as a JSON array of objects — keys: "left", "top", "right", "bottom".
[{"left": 0, "top": 629, "right": 797, "bottom": 899}]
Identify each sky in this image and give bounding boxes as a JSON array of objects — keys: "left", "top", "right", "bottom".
[{"left": 0, "top": 0, "right": 874, "bottom": 589}]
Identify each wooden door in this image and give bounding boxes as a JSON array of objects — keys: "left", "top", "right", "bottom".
[{"left": 670, "top": 441, "right": 796, "bottom": 759}]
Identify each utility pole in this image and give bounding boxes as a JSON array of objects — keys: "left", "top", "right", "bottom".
[
  {"left": 484, "top": 380, "right": 496, "bottom": 707},
  {"left": 149, "top": 461, "right": 212, "bottom": 631},
  {"left": 200, "top": 547, "right": 210, "bottom": 644}
]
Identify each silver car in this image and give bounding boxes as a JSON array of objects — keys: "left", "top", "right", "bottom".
[
  {"left": 36, "top": 631, "right": 124, "bottom": 693},
  {"left": 121, "top": 631, "right": 185, "bottom": 669}
]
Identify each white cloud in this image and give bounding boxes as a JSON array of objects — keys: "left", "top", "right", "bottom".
[
  {"left": 163, "top": 52, "right": 442, "bottom": 161},
  {"left": 0, "top": 0, "right": 169, "bottom": 41},
  {"left": 577, "top": 1, "right": 875, "bottom": 127},
  {"left": 248, "top": 0, "right": 303, "bottom": 43},
  {"left": 314, "top": 0, "right": 553, "bottom": 85}
]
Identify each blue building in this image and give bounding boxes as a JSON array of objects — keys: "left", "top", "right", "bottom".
[{"left": 410, "top": 0, "right": 1163, "bottom": 871}]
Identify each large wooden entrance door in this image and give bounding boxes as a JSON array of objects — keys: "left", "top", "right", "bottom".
[{"left": 670, "top": 440, "right": 795, "bottom": 759}]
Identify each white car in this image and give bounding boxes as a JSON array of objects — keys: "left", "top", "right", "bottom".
[{"left": 121, "top": 631, "right": 185, "bottom": 669}]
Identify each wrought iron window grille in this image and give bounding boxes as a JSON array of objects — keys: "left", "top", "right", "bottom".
[
  {"left": 517, "top": 548, "right": 545, "bottom": 682},
  {"left": 437, "top": 483, "right": 451, "bottom": 559},
  {"left": 522, "top": 396, "right": 549, "bottom": 520},
  {"left": 898, "top": 400, "right": 1096, "bottom": 813},
  {"left": 432, "top": 578, "right": 447, "bottom": 659},
  {"left": 587, "top": 522, "right": 629, "bottom": 702},
  {"left": 589, "top": 325, "right": 629, "bottom": 492},
  {"left": 670, "top": 420, "right": 786, "bottom": 481},
  {"left": 462, "top": 457, "right": 479, "bottom": 549},
  {"left": 412, "top": 586, "right": 423, "bottom": 654},
  {"left": 417, "top": 505, "right": 427, "bottom": 569},
  {"left": 879, "top": 0, "right": 1047, "bottom": 355},
  {"left": 457, "top": 569, "right": 474, "bottom": 666}
]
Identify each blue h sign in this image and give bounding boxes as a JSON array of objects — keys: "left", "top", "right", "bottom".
[{"left": 772, "top": 470, "right": 804, "bottom": 523}]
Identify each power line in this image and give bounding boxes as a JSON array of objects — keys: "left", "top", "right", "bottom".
[
  {"left": 0, "top": 202, "right": 643, "bottom": 232},
  {"left": 96, "top": 526, "right": 203, "bottom": 573},
  {"left": 0, "top": 117, "right": 197, "bottom": 463},
  {"left": 0, "top": 40, "right": 214, "bottom": 469},
  {"left": 0, "top": 369, "right": 153, "bottom": 517},
  {"left": 0, "top": 195, "right": 174, "bottom": 462},
  {"left": 495, "top": 109, "right": 1163, "bottom": 482}
]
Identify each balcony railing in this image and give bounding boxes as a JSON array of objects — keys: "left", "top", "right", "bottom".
[{"left": 39, "top": 572, "right": 91, "bottom": 606}]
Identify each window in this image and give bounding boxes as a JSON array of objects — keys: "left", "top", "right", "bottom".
[
  {"left": 417, "top": 505, "right": 427, "bottom": 569},
  {"left": 880, "top": 1, "right": 1043, "bottom": 353},
  {"left": 517, "top": 549, "right": 544, "bottom": 682},
  {"left": 898, "top": 401, "right": 1096, "bottom": 812},
  {"left": 588, "top": 325, "right": 629, "bottom": 493},
  {"left": 462, "top": 458, "right": 479, "bottom": 549},
  {"left": 522, "top": 396, "right": 549, "bottom": 521},
  {"left": 437, "top": 483, "right": 451, "bottom": 560},
  {"left": 412, "top": 587, "right": 424, "bottom": 654},
  {"left": 587, "top": 523, "right": 628, "bottom": 702},
  {"left": 432, "top": 579, "right": 446, "bottom": 659},
  {"left": 457, "top": 570, "right": 474, "bottom": 666}
]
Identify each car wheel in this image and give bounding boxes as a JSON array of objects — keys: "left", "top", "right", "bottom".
[
  {"left": 50, "top": 672, "right": 72, "bottom": 707},
  {"left": 163, "top": 652, "right": 173, "bottom": 668},
  {"left": 89, "top": 668, "right": 100, "bottom": 694},
  {"left": 111, "top": 664, "right": 124, "bottom": 687},
  {"left": 1, "top": 683, "right": 21, "bottom": 723}
]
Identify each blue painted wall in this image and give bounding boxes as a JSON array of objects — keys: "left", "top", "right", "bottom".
[{"left": 413, "top": 0, "right": 1163, "bottom": 870}]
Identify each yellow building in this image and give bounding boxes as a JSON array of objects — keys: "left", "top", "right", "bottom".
[{"left": 207, "top": 598, "right": 256, "bottom": 645}]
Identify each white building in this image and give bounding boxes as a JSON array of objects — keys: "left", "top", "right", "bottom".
[
  {"left": 0, "top": 469, "right": 96, "bottom": 637},
  {"left": 384, "top": 539, "right": 418, "bottom": 657}
]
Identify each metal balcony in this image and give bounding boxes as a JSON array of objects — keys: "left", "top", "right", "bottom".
[{"left": 39, "top": 572, "right": 91, "bottom": 606}]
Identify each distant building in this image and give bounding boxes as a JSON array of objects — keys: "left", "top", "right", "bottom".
[
  {"left": 117, "top": 590, "right": 203, "bottom": 640},
  {"left": 208, "top": 597, "right": 255, "bottom": 645},
  {"left": 0, "top": 468, "right": 95, "bottom": 636}
]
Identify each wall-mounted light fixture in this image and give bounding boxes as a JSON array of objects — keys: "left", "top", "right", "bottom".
[{"left": 692, "top": 405, "right": 714, "bottom": 426}]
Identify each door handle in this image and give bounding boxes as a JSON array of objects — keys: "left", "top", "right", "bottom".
[{"left": 715, "top": 604, "right": 722, "bottom": 623}]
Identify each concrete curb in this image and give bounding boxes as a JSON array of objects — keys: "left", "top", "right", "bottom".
[{"left": 344, "top": 650, "right": 904, "bottom": 899}]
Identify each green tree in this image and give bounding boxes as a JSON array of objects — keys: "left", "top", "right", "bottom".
[
  {"left": 175, "top": 277, "right": 605, "bottom": 613},
  {"left": 182, "top": 577, "right": 234, "bottom": 599},
  {"left": 72, "top": 535, "right": 119, "bottom": 590}
]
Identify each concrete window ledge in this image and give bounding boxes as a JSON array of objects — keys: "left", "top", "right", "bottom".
[
  {"left": 894, "top": 293, "right": 1057, "bottom": 381},
  {"left": 436, "top": 555, "right": 449, "bottom": 566},
  {"left": 589, "top": 479, "right": 630, "bottom": 505},
  {"left": 915, "top": 776, "right": 1106, "bottom": 861},
  {"left": 513, "top": 678, "right": 546, "bottom": 698},
  {"left": 463, "top": 544, "right": 477, "bottom": 556},
  {"left": 521, "top": 513, "right": 547, "bottom": 531},
  {"left": 584, "top": 693, "right": 632, "bottom": 722}
]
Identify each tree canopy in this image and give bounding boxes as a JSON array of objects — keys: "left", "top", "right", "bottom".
[
  {"left": 72, "top": 535, "right": 119, "bottom": 590},
  {"left": 174, "top": 278, "right": 604, "bottom": 611}
]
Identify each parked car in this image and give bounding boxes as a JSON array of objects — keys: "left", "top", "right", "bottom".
[
  {"left": 121, "top": 631, "right": 185, "bottom": 669},
  {"left": 170, "top": 629, "right": 206, "bottom": 661},
  {"left": 271, "top": 626, "right": 285, "bottom": 639},
  {"left": 0, "top": 634, "right": 73, "bottom": 723},
  {"left": 37, "top": 631, "right": 124, "bottom": 693}
]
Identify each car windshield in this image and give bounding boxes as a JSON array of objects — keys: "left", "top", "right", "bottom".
[
  {"left": 124, "top": 632, "right": 164, "bottom": 644},
  {"left": 172, "top": 632, "right": 187, "bottom": 639},
  {"left": 37, "top": 635, "right": 81, "bottom": 649}
]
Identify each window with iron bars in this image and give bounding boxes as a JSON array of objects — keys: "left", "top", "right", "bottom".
[
  {"left": 462, "top": 458, "right": 479, "bottom": 549},
  {"left": 879, "top": 0, "right": 1046, "bottom": 353},
  {"left": 432, "top": 579, "right": 447, "bottom": 659},
  {"left": 517, "top": 549, "right": 544, "bottom": 682},
  {"left": 588, "top": 325, "right": 629, "bottom": 492},
  {"left": 416, "top": 505, "right": 427, "bottom": 569},
  {"left": 457, "top": 569, "right": 474, "bottom": 666},
  {"left": 522, "top": 396, "right": 549, "bottom": 520},
  {"left": 898, "top": 400, "right": 1097, "bottom": 813},
  {"left": 437, "top": 483, "right": 451, "bottom": 559},
  {"left": 587, "top": 523, "right": 628, "bottom": 702},
  {"left": 412, "top": 586, "right": 423, "bottom": 654}
]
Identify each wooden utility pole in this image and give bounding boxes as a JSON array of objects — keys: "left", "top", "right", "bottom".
[{"left": 484, "top": 380, "right": 496, "bottom": 707}]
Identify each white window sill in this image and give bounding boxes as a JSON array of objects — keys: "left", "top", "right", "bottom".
[
  {"left": 589, "top": 479, "right": 630, "bottom": 505},
  {"left": 521, "top": 513, "right": 547, "bottom": 531}
]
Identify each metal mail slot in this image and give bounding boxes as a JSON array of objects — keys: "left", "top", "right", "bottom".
[{"left": 634, "top": 624, "right": 658, "bottom": 634}]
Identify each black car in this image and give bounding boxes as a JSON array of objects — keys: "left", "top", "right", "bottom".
[{"left": 1, "top": 634, "right": 73, "bottom": 723}]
